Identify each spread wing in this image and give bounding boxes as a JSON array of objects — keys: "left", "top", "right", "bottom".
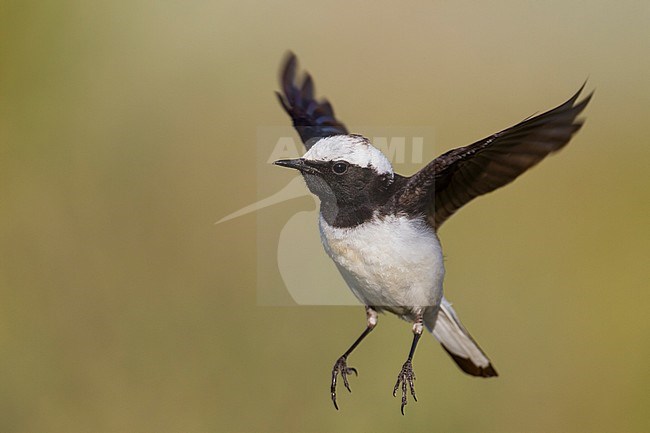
[
  {"left": 397, "top": 84, "right": 593, "bottom": 230},
  {"left": 276, "top": 52, "right": 349, "bottom": 150}
]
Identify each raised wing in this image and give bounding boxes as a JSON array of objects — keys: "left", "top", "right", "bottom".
[
  {"left": 398, "top": 84, "right": 593, "bottom": 230},
  {"left": 276, "top": 52, "right": 349, "bottom": 150}
]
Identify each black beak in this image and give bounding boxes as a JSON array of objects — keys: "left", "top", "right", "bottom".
[{"left": 274, "top": 158, "right": 319, "bottom": 174}]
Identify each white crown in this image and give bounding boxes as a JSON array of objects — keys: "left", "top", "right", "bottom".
[{"left": 303, "top": 135, "right": 394, "bottom": 176}]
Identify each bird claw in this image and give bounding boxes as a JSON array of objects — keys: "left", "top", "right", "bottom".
[
  {"left": 331, "top": 356, "right": 358, "bottom": 410},
  {"left": 393, "top": 359, "right": 417, "bottom": 415}
]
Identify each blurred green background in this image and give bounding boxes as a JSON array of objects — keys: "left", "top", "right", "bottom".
[{"left": 1, "top": 1, "right": 649, "bottom": 432}]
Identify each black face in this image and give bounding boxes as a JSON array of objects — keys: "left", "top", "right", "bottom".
[
  {"left": 303, "top": 159, "right": 375, "bottom": 202},
  {"left": 274, "top": 158, "right": 394, "bottom": 227}
]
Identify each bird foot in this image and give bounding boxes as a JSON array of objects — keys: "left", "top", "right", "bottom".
[
  {"left": 331, "top": 356, "right": 357, "bottom": 410},
  {"left": 393, "top": 359, "right": 417, "bottom": 415}
]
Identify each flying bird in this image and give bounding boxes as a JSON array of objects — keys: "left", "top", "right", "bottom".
[{"left": 274, "top": 52, "right": 592, "bottom": 414}]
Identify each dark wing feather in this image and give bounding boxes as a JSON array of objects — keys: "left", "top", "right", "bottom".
[
  {"left": 397, "top": 85, "right": 593, "bottom": 230},
  {"left": 276, "top": 52, "right": 349, "bottom": 150}
]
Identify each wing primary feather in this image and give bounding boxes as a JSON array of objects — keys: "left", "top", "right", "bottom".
[
  {"left": 397, "top": 84, "right": 593, "bottom": 230},
  {"left": 276, "top": 51, "right": 348, "bottom": 149}
]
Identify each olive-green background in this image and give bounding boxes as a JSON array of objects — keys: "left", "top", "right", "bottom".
[{"left": 1, "top": 1, "right": 648, "bottom": 432}]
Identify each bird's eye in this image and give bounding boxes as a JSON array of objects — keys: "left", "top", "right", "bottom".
[{"left": 332, "top": 161, "right": 349, "bottom": 175}]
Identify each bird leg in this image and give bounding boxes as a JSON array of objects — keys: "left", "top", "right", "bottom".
[
  {"left": 331, "top": 306, "right": 378, "bottom": 410},
  {"left": 393, "top": 314, "right": 423, "bottom": 415}
]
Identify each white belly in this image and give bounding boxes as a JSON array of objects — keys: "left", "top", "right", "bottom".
[{"left": 319, "top": 214, "right": 445, "bottom": 318}]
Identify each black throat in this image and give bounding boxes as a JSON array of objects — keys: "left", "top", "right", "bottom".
[
  {"left": 313, "top": 172, "right": 409, "bottom": 228},
  {"left": 319, "top": 199, "right": 376, "bottom": 228}
]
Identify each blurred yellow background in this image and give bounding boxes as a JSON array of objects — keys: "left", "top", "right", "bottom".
[{"left": 1, "top": 1, "right": 649, "bottom": 432}]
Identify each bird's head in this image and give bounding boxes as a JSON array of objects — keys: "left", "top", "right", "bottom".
[{"left": 274, "top": 135, "right": 394, "bottom": 208}]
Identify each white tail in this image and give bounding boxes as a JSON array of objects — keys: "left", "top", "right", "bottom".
[{"left": 429, "top": 297, "right": 498, "bottom": 377}]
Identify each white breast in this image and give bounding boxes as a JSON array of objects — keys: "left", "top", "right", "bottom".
[{"left": 319, "top": 214, "right": 445, "bottom": 316}]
